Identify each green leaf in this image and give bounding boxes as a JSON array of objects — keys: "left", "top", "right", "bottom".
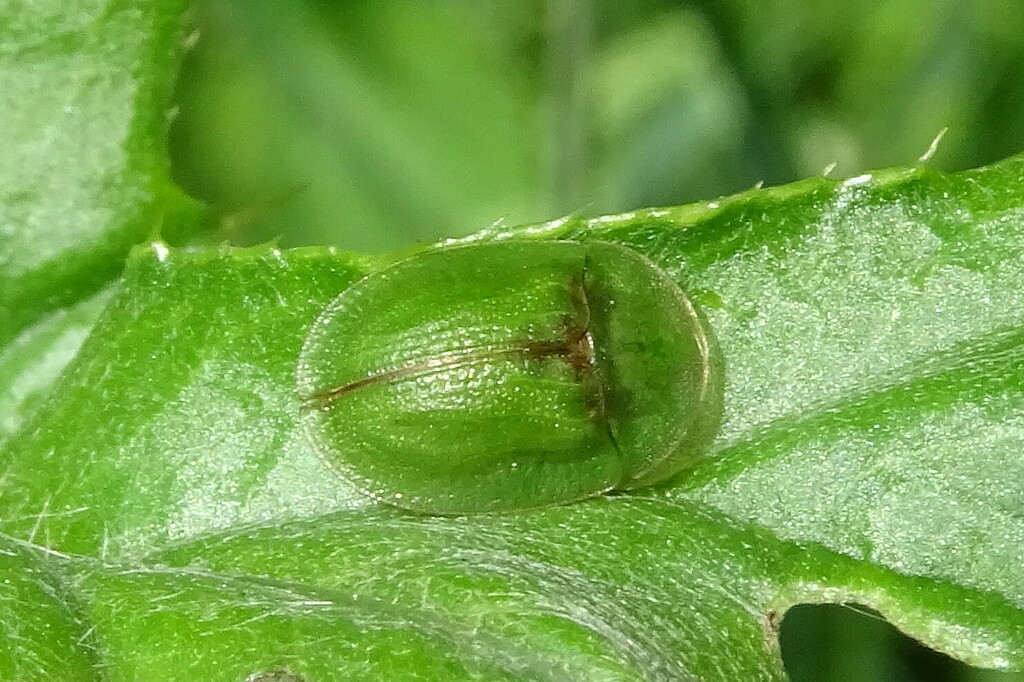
[
  {"left": 0, "top": 0, "right": 204, "bottom": 347},
  {"left": 0, "top": 536, "right": 95, "bottom": 680},
  {"left": 562, "top": 162, "right": 1024, "bottom": 616},
  {"left": 0, "top": 289, "right": 112, "bottom": 446},
  {"left": 3, "top": 156, "right": 1024, "bottom": 678}
]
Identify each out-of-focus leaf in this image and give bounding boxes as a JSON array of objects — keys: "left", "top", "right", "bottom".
[
  {"left": 0, "top": 0, "right": 205, "bottom": 346},
  {"left": 708, "top": 0, "right": 1024, "bottom": 178},
  {"left": 173, "top": 0, "right": 543, "bottom": 252}
]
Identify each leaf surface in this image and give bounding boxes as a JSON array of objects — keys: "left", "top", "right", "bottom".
[
  {"left": 0, "top": 0, "right": 203, "bottom": 346},
  {"left": 3, "top": 159, "right": 1024, "bottom": 678}
]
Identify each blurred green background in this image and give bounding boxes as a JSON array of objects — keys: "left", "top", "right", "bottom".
[{"left": 168, "top": 1, "right": 1024, "bottom": 679}]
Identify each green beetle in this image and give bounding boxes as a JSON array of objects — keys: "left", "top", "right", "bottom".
[{"left": 296, "top": 240, "right": 722, "bottom": 514}]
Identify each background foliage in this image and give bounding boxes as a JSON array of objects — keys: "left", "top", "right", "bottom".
[{"left": 172, "top": 0, "right": 1024, "bottom": 253}]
